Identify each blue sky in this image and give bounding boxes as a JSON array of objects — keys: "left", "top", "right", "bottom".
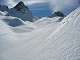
[
  {"left": 0, "top": 0, "right": 80, "bottom": 17},
  {"left": 28, "top": 3, "right": 52, "bottom": 17}
]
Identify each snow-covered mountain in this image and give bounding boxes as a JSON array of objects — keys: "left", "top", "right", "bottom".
[
  {"left": 0, "top": 4, "right": 80, "bottom": 60},
  {"left": 6, "top": 1, "right": 33, "bottom": 22}
]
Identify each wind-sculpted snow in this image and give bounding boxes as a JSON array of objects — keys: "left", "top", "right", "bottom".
[
  {"left": 11, "top": 21, "right": 37, "bottom": 33},
  {"left": 0, "top": 7, "right": 80, "bottom": 60},
  {"left": 39, "top": 7, "right": 80, "bottom": 60},
  {"left": 0, "top": 20, "right": 16, "bottom": 60},
  {"left": 34, "top": 17, "right": 62, "bottom": 28},
  {"left": 0, "top": 11, "right": 7, "bottom": 16},
  {"left": 0, "top": 15, "right": 25, "bottom": 27}
]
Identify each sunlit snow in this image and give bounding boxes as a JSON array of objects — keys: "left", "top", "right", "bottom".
[{"left": 0, "top": 7, "right": 80, "bottom": 60}]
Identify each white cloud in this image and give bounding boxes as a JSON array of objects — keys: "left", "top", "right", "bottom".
[
  {"left": 49, "top": 0, "right": 80, "bottom": 12},
  {"left": 25, "top": 0, "right": 47, "bottom": 5},
  {"left": 0, "top": 0, "right": 48, "bottom": 8},
  {"left": 0, "top": 0, "right": 44, "bottom": 8}
]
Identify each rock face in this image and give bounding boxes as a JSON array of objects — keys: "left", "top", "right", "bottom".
[
  {"left": 5, "top": 18, "right": 24, "bottom": 27},
  {"left": 0, "top": 5, "right": 9, "bottom": 12},
  {"left": 7, "top": 1, "right": 33, "bottom": 22},
  {"left": 0, "top": 15, "right": 24, "bottom": 27},
  {"left": 50, "top": 11, "right": 65, "bottom": 18}
]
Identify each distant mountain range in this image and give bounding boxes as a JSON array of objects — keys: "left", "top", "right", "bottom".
[
  {"left": 7, "top": 1, "right": 34, "bottom": 22},
  {"left": 0, "top": 1, "right": 65, "bottom": 22},
  {"left": 0, "top": 1, "right": 34, "bottom": 22}
]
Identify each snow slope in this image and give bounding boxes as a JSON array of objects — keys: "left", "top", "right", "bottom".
[
  {"left": 0, "top": 20, "right": 16, "bottom": 60},
  {"left": 34, "top": 17, "right": 62, "bottom": 28},
  {"left": 0, "top": 14, "right": 36, "bottom": 33},
  {"left": 0, "top": 7, "right": 80, "bottom": 60},
  {"left": 11, "top": 21, "right": 37, "bottom": 33},
  {"left": 38, "top": 7, "right": 80, "bottom": 60},
  {"left": 0, "top": 11, "right": 7, "bottom": 16}
]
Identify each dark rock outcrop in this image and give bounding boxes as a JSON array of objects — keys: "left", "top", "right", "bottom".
[
  {"left": 50, "top": 11, "right": 65, "bottom": 18},
  {"left": 0, "top": 5, "right": 9, "bottom": 11},
  {"left": 7, "top": 1, "right": 33, "bottom": 22}
]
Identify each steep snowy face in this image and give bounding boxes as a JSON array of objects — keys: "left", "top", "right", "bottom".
[
  {"left": 7, "top": 1, "right": 33, "bottom": 22},
  {"left": 45, "top": 7, "right": 80, "bottom": 60}
]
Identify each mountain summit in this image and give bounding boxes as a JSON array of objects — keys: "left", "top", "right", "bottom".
[
  {"left": 7, "top": 1, "right": 33, "bottom": 22},
  {"left": 50, "top": 11, "right": 65, "bottom": 18},
  {"left": 14, "top": 1, "right": 27, "bottom": 11}
]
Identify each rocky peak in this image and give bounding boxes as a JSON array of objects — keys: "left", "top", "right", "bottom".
[
  {"left": 50, "top": 11, "right": 65, "bottom": 18},
  {"left": 7, "top": 1, "right": 34, "bottom": 22},
  {"left": 14, "top": 1, "right": 28, "bottom": 11}
]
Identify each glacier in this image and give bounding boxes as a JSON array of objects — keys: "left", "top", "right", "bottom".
[{"left": 0, "top": 7, "right": 80, "bottom": 60}]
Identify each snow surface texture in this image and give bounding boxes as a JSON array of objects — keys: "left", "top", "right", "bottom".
[{"left": 0, "top": 7, "right": 80, "bottom": 60}]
